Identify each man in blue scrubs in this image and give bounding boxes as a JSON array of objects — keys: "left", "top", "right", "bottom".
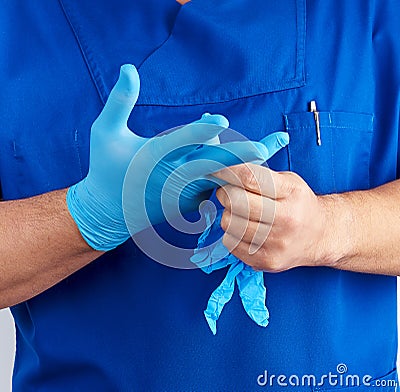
[{"left": 0, "top": 0, "right": 399, "bottom": 390}]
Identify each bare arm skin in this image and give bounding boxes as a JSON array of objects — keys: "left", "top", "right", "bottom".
[
  {"left": 0, "top": 189, "right": 102, "bottom": 308},
  {"left": 1, "top": 165, "right": 398, "bottom": 309},
  {"left": 323, "top": 179, "right": 400, "bottom": 275},
  {"left": 214, "top": 164, "right": 400, "bottom": 276}
]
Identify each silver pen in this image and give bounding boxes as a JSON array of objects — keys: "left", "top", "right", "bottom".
[{"left": 310, "top": 100, "right": 321, "bottom": 146}]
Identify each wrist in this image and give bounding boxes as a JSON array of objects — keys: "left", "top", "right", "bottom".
[
  {"left": 316, "top": 193, "right": 357, "bottom": 268},
  {"left": 66, "top": 180, "right": 129, "bottom": 251}
]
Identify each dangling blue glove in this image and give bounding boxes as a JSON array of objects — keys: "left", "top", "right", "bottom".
[
  {"left": 191, "top": 210, "right": 270, "bottom": 334},
  {"left": 67, "top": 64, "right": 281, "bottom": 251}
]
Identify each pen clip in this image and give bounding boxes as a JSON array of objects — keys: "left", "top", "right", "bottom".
[{"left": 310, "top": 100, "right": 321, "bottom": 146}]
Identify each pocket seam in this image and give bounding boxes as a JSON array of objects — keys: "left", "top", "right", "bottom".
[
  {"left": 284, "top": 112, "right": 374, "bottom": 132},
  {"left": 285, "top": 126, "right": 374, "bottom": 131},
  {"left": 329, "top": 124, "right": 337, "bottom": 192},
  {"left": 285, "top": 111, "right": 374, "bottom": 194}
]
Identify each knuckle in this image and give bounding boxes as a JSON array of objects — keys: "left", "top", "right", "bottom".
[
  {"left": 242, "top": 166, "right": 260, "bottom": 191},
  {"left": 226, "top": 186, "right": 243, "bottom": 208},
  {"left": 243, "top": 223, "right": 254, "bottom": 242},
  {"left": 253, "top": 246, "right": 284, "bottom": 272},
  {"left": 283, "top": 212, "right": 297, "bottom": 230},
  {"left": 277, "top": 172, "right": 298, "bottom": 196},
  {"left": 285, "top": 170, "right": 300, "bottom": 182},
  {"left": 275, "top": 203, "right": 298, "bottom": 230},
  {"left": 220, "top": 211, "right": 230, "bottom": 231},
  {"left": 274, "top": 237, "right": 288, "bottom": 253},
  {"left": 256, "top": 246, "right": 268, "bottom": 261},
  {"left": 284, "top": 171, "right": 305, "bottom": 196},
  {"left": 252, "top": 247, "right": 279, "bottom": 272}
]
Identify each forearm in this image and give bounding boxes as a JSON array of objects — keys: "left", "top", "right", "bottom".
[
  {"left": 0, "top": 189, "right": 102, "bottom": 308},
  {"left": 323, "top": 179, "right": 400, "bottom": 276},
  {"left": 214, "top": 164, "right": 400, "bottom": 276}
]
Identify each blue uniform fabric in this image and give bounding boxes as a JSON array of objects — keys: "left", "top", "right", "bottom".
[{"left": 0, "top": 1, "right": 399, "bottom": 391}]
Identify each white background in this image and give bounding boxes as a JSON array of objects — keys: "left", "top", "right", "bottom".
[
  {"left": 0, "top": 309, "right": 15, "bottom": 392},
  {"left": 1, "top": 281, "right": 400, "bottom": 391}
]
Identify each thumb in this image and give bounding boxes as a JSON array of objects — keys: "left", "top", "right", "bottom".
[
  {"left": 259, "top": 132, "right": 290, "bottom": 160},
  {"left": 95, "top": 64, "right": 140, "bottom": 130}
]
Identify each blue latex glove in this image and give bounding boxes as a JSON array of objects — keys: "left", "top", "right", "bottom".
[
  {"left": 205, "top": 260, "right": 268, "bottom": 335},
  {"left": 67, "top": 64, "right": 285, "bottom": 251},
  {"left": 191, "top": 210, "right": 269, "bottom": 334}
]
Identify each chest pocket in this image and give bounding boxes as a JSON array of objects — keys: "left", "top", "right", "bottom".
[
  {"left": 60, "top": 0, "right": 306, "bottom": 106},
  {"left": 285, "top": 111, "right": 374, "bottom": 194},
  {"left": 138, "top": 0, "right": 306, "bottom": 105}
]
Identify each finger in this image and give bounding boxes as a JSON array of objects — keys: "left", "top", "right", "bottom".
[
  {"left": 220, "top": 210, "right": 272, "bottom": 246},
  {"left": 96, "top": 64, "right": 140, "bottom": 130},
  {"left": 157, "top": 113, "right": 229, "bottom": 155},
  {"left": 222, "top": 232, "right": 258, "bottom": 267},
  {"left": 182, "top": 140, "right": 273, "bottom": 178},
  {"left": 216, "top": 185, "right": 275, "bottom": 223},
  {"left": 199, "top": 131, "right": 288, "bottom": 179},
  {"left": 259, "top": 132, "right": 289, "bottom": 159},
  {"left": 189, "top": 131, "right": 288, "bottom": 171},
  {"left": 222, "top": 233, "right": 280, "bottom": 272},
  {"left": 214, "top": 163, "right": 291, "bottom": 199},
  {"left": 236, "top": 268, "right": 269, "bottom": 327},
  {"left": 204, "top": 261, "right": 243, "bottom": 335},
  {"left": 169, "top": 141, "right": 273, "bottom": 192}
]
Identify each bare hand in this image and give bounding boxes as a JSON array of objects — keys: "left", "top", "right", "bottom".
[{"left": 214, "top": 164, "right": 340, "bottom": 272}]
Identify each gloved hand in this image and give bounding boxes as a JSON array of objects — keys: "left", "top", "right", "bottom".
[{"left": 67, "top": 64, "right": 287, "bottom": 251}]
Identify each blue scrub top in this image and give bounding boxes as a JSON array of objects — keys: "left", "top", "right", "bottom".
[{"left": 0, "top": 1, "right": 399, "bottom": 391}]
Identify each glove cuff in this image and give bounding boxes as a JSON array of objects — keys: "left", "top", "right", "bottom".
[{"left": 66, "top": 180, "right": 129, "bottom": 251}]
